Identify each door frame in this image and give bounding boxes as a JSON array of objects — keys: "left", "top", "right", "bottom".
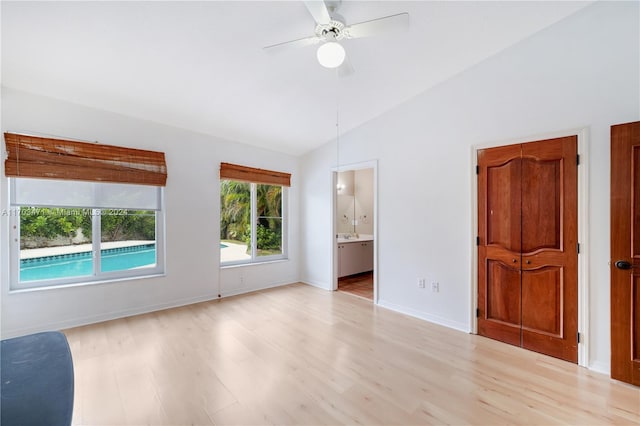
[
  {"left": 471, "top": 128, "right": 590, "bottom": 367},
  {"left": 331, "top": 160, "right": 378, "bottom": 302}
]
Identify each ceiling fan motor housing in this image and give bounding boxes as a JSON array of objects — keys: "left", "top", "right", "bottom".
[{"left": 315, "top": 19, "right": 347, "bottom": 41}]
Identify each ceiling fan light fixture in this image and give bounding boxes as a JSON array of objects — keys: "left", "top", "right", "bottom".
[{"left": 317, "top": 41, "right": 345, "bottom": 68}]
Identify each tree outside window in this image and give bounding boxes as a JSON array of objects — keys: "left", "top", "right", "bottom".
[{"left": 220, "top": 180, "right": 285, "bottom": 264}]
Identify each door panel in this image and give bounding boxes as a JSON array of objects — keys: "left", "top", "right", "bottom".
[
  {"left": 611, "top": 121, "right": 640, "bottom": 386},
  {"left": 521, "top": 266, "right": 562, "bottom": 336},
  {"left": 478, "top": 136, "right": 578, "bottom": 363},
  {"left": 487, "top": 260, "right": 521, "bottom": 325},
  {"left": 487, "top": 159, "right": 522, "bottom": 252},
  {"left": 521, "top": 158, "right": 561, "bottom": 252},
  {"left": 634, "top": 276, "right": 640, "bottom": 362},
  {"left": 521, "top": 137, "right": 577, "bottom": 363},
  {"left": 634, "top": 146, "right": 640, "bottom": 258},
  {"left": 478, "top": 144, "right": 522, "bottom": 347}
]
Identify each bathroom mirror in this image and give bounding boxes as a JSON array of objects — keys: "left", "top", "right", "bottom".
[{"left": 336, "top": 169, "right": 373, "bottom": 236}]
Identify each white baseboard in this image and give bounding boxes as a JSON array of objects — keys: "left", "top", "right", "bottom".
[
  {"left": 300, "top": 278, "right": 331, "bottom": 290},
  {"left": 220, "top": 280, "right": 297, "bottom": 298},
  {"left": 377, "top": 299, "right": 471, "bottom": 333},
  {"left": 588, "top": 360, "right": 610, "bottom": 375}
]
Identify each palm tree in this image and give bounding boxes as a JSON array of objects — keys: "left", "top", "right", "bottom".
[
  {"left": 257, "top": 184, "right": 281, "bottom": 219},
  {"left": 220, "top": 180, "right": 250, "bottom": 242},
  {"left": 256, "top": 184, "right": 282, "bottom": 251}
]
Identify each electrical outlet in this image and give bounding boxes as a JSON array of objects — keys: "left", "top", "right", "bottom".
[
  {"left": 418, "top": 278, "right": 426, "bottom": 288},
  {"left": 431, "top": 282, "right": 439, "bottom": 292}
]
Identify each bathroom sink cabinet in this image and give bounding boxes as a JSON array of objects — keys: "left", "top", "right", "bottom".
[{"left": 338, "top": 241, "right": 373, "bottom": 278}]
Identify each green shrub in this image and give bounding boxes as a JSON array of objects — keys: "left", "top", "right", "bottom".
[{"left": 244, "top": 223, "right": 281, "bottom": 251}]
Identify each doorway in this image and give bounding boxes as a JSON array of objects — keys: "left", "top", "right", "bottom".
[
  {"left": 477, "top": 136, "right": 579, "bottom": 363},
  {"left": 610, "top": 120, "right": 640, "bottom": 386},
  {"left": 332, "top": 161, "right": 377, "bottom": 302}
]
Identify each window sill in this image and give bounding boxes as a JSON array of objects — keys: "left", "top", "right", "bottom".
[{"left": 220, "top": 258, "right": 289, "bottom": 270}]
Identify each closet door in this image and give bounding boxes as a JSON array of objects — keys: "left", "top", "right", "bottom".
[
  {"left": 520, "top": 137, "right": 578, "bottom": 363},
  {"left": 611, "top": 121, "right": 640, "bottom": 385},
  {"left": 477, "top": 144, "right": 523, "bottom": 346},
  {"left": 478, "top": 137, "right": 578, "bottom": 363}
]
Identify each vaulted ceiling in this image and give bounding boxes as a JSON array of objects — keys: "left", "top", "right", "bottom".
[{"left": 1, "top": 1, "right": 591, "bottom": 156}]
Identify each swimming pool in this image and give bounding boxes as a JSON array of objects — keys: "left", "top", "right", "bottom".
[
  {"left": 21, "top": 243, "right": 232, "bottom": 282},
  {"left": 20, "top": 244, "right": 156, "bottom": 282}
]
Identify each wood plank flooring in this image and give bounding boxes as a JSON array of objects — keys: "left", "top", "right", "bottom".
[
  {"left": 338, "top": 272, "right": 373, "bottom": 300},
  {"left": 64, "top": 283, "right": 640, "bottom": 425}
]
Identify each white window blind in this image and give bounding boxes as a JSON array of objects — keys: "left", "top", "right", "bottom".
[{"left": 12, "top": 178, "right": 161, "bottom": 210}]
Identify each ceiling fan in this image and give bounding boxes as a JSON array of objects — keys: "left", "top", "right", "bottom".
[{"left": 263, "top": 0, "right": 409, "bottom": 76}]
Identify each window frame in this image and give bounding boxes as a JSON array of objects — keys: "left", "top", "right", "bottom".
[
  {"left": 220, "top": 180, "right": 288, "bottom": 267},
  {"left": 8, "top": 178, "right": 166, "bottom": 291}
]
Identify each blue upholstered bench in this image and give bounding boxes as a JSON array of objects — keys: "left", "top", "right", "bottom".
[{"left": 1, "top": 331, "right": 74, "bottom": 426}]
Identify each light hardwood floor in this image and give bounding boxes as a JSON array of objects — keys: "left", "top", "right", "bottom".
[{"left": 64, "top": 283, "right": 640, "bottom": 425}]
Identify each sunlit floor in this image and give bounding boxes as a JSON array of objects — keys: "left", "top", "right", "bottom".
[
  {"left": 338, "top": 271, "right": 373, "bottom": 300},
  {"left": 65, "top": 283, "right": 640, "bottom": 425}
]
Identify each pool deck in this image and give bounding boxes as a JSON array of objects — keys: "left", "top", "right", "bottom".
[
  {"left": 220, "top": 241, "right": 250, "bottom": 263},
  {"left": 21, "top": 241, "right": 154, "bottom": 260}
]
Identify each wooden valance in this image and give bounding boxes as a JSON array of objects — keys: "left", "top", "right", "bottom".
[
  {"left": 220, "top": 162, "right": 291, "bottom": 187},
  {"left": 4, "top": 133, "right": 167, "bottom": 186}
]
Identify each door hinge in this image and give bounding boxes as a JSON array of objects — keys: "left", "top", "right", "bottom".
[
  {"left": 577, "top": 243, "right": 580, "bottom": 254},
  {"left": 577, "top": 154, "right": 580, "bottom": 166},
  {"left": 476, "top": 236, "right": 480, "bottom": 246},
  {"left": 476, "top": 165, "right": 479, "bottom": 175},
  {"left": 476, "top": 308, "right": 480, "bottom": 318},
  {"left": 577, "top": 332, "right": 581, "bottom": 344}
]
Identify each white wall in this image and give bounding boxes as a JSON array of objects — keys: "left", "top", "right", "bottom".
[
  {"left": 300, "top": 1, "right": 639, "bottom": 373},
  {"left": 299, "top": 140, "right": 336, "bottom": 289},
  {"left": 0, "top": 88, "right": 300, "bottom": 337}
]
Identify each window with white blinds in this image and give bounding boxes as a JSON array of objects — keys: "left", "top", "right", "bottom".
[{"left": 5, "top": 133, "right": 166, "bottom": 290}]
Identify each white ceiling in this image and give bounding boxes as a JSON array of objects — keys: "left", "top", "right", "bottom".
[{"left": 1, "top": 1, "right": 591, "bottom": 156}]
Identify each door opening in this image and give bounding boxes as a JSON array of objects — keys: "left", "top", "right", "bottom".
[{"left": 332, "top": 161, "right": 377, "bottom": 302}]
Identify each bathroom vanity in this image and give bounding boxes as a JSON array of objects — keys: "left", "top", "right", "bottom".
[{"left": 337, "top": 234, "right": 373, "bottom": 278}]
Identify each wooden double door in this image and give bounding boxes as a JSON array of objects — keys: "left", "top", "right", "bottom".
[
  {"left": 477, "top": 136, "right": 578, "bottom": 363},
  {"left": 611, "top": 121, "right": 640, "bottom": 386}
]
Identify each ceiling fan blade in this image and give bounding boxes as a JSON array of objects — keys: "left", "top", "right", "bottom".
[
  {"left": 337, "top": 56, "right": 354, "bottom": 78},
  {"left": 304, "top": 1, "right": 331, "bottom": 25},
  {"left": 345, "top": 12, "right": 409, "bottom": 39},
  {"left": 263, "top": 35, "right": 321, "bottom": 53}
]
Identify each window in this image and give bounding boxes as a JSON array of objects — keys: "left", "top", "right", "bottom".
[
  {"left": 219, "top": 163, "right": 290, "bottom": 265},
  {"left": 12, "top": 200, "right": 163, "bottom": 287},
  {"left": 4, "top": 133, "right": 167, "bottom": 289}
]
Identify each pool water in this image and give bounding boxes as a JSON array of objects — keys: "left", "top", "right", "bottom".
[
  {"left": 20, "top": 244, "right": 156, "bottom": 282},
  {"left": 21, "top": 243, "right": 230, "bottom": 282}
]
